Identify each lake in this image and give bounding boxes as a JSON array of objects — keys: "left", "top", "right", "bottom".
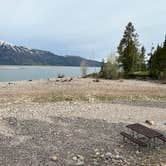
[{"left": 0, "top": 66, "right": 100, "bottom": 82}]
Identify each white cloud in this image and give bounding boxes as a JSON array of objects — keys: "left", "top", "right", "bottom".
[{"left": 0, "top": 0, "right": 165, "bottom": 59}]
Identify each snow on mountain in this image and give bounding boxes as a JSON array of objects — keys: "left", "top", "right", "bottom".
[
  {"left": 0, "top": 40, "right": 33, "bottom": 53},
  {"left": 0, "top": 40, "right": 14, "bottom": 47},
  {"left": 0, "top": 40, "right": 101, "bottom": 66}
]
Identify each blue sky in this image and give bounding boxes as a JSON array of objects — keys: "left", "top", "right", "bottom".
[{"left": 0, "top": 0, "right": 165, "bottom": 60}]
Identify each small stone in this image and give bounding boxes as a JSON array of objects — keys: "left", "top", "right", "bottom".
[
  {"left": 8, "top": 117, "right": 17, "bottom": 126},
  {"left": 101, "top": 154, "right": 105, "bottom": 158},
  {"left": 94, "top": 149, "right": 99, "bottom": 152},
  {"left": 145, "top": 120, "right": 154, "bottom": 126},
  {"left": 95, "top": 152, "right": 100, "bottom": 155},
  {"left": 159, "top": 162, "right": 166, "bottom": 166},
  {"left": 114, "top": 154, "right": 124, "bottom": 161},
  {"left": 73, "top": 156, "right": 78, "bottom": 161},
  {"left": 50, "top": 155, "right": 58, "bottom": 162},
  {"left": 77, "top": 155, "right": 84, "bottom": 160},
  {"left": 114, "top": 149, "right": 119, "bottom": 155},
  {"left": 135, "top": 150, "right": 140, "bottom": 154},
  {"left": 76, "top": 160, "right": 84, "bottom": 166},
  {"left": 105, "top": 152, "right": 112, "bottom": 158},
  {"left": 93, "top": 161, "right": 99, "bottom": 165}
]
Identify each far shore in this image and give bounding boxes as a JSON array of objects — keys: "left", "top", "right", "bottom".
[{"left": 0, "top": 65, "right": 99, "bottom": 70}]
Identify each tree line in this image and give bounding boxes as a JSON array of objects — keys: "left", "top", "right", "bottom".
[{"left": 99, "top": 22, "right": 166, "bottom": 80}]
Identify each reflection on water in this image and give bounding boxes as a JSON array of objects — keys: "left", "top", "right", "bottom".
[{"left": 0, "top": 66, "right": 100, "bottom": 82}]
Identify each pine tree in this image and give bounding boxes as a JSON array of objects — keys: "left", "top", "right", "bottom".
[
  {"left": 117, "top": 22, "right": 140, "bottom": 74},
  {"left": 164, "top": 34, "right": 166, "bottom": 47},
  {"left": 149, "top": 35, "right": 166, "bottom": 79},
  {"left": 139, "top": 46, "right": 146, "bottom": 71}
]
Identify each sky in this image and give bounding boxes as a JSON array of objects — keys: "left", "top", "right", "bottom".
[{"left": 0, "top": 0, "right": 165, "bottom": 61}]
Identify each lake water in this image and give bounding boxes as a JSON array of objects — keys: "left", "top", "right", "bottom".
[{"left": 0, "top": 66, "right": 100, "bottom": 82}]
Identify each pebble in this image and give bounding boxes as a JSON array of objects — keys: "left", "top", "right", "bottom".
[
  {"left": 77, "top": 155, "right": 84, "bottom": 160},
  {"left": 95, "top": 152, "right": 100, "bottom": 156},
  {"left": 73, "top": 155, "right": 84, "bottom": 161},
  {"left": 93, "top": 161, "right": 99, "bottom": 165},
  {"left": 7, "top": 117, "right": 17, "bottom": 126},
  {"left": 105, "top": 152, "right": 112, "bottom": 158},
  {"left": 94, "top": 149, "right": 99, "bottom": 152},
  {"left": 75, "top": 160, "right": 84, "bottom": 166},
  {"left": 50, "top": 155, "right": 58, "bottom": 162},
  {"left": 145, "top": 120, "right": 154, "bottom": 126},
  {"left": 114, "top": 154, "right": 124, "bottom": 161},
  {"left": 72, "top": 156, "right": 78, "bottom": 161}
]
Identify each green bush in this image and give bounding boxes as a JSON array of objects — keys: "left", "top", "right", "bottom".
[{"left": 99, "top": 54, "right": 121, "bottom": 79}]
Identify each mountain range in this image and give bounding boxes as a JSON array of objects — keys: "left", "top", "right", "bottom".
[{"left": 0, "top": 40, "right": 101, "bottom": 67}]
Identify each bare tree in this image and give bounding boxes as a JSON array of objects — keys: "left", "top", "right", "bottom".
[{"left": 80, "top": 60, "right": 88, "bottom": 77}]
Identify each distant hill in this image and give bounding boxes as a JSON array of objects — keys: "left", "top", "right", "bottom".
[{"left": 0, "top": 40, "right": 101, "bottom": 67}]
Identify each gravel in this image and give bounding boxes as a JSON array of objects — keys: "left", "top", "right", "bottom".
[{"left": 0, "top": 78, "right": 165, "bottom": 165}]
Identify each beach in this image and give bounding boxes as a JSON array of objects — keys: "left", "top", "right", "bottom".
[{"left": 0, "top": 78, "right": 165, "bottom": 165}]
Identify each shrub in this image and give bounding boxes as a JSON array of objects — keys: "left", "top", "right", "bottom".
[{"left": 99, "top": 53, "right": 121, "bottom": 79}]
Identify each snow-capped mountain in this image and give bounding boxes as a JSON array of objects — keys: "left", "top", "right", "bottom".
[
  {"left": 0, "top": 40, "right": 101, "bottom": 66},
  {"left": 0, "top": 40, "right": 14, "bottom": 46},
  {"left": 0, "top": 40, "right": 36, "bottom": 54}
]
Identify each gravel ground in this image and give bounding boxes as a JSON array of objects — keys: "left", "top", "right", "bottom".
[{"left": 0, "top": 78, "right": 165, "bottom": 166}]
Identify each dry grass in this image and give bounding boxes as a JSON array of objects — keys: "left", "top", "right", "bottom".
[
  {"left": 0, "top": 78, "right": 166, "bottom": 104},
  {"left": 31, "top": 78, "right": 166, "bottom": 103}
]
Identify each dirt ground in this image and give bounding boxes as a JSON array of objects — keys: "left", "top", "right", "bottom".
[{"left": 0, "top": 78, "right": 165, "bottom": 166}]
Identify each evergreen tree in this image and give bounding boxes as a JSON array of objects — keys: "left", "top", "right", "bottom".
[
  {"left": 164, "top": 35, "right": 166, "bottom": 47},
  {"left": 149, "top": 35, "right": 166, "bottom": 79},
  {"left": 117, "top": 22, "right": 140, "bottom": 74},
  {"left": 139, "top": 46, "right": 146, "bottom": 71}
]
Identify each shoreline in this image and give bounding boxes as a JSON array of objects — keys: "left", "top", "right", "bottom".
[
  {"left": 0, "top": 78, "right": 165, "bottom": 165},
  {"left": 0, "top": 65, "right": 99, "bottom": 69}
]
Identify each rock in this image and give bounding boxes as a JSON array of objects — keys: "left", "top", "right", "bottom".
[
  {"left": 105, "top": 152, "right": 112, "bottom": 158},
  {"left": 8, "top": 82, "right": 14, "bottom": 85},
  {"left": 94, "top": 149, "right": 99, "bottom": 152},
  {"left": 93, "top": 79, "right": 100, "bottom": 82},
  {"left": 72, "top": 156, "right": 78, "bottom": 161},
  {"left": 114, "top": 149, "right": 119, "bottom": 155},
  {"left": 145, "top": 120, "right": 154, "bottom": 126},
  {"left": 159, "top": 162, "right": 166, "bottom": 166},
  {"left": 73, "top": 155, "right": 84, "bottom": 161},
  {"left": 135, "top": 150, "right": 140, "bottom": 154},
  {"left": 95, "top": 152, "right": 100, "bottom": 156},
  {"left": 72, "top": 155, "right": 85, "bottom": 165},
  {"left": 75, "top": 160, "right": 84, "bottom": 166},
  {"left": 6, "top": 117, "right": 17, "bottom": 126},
  {"left": 101, "top": 154, "right": 105, "bottom": 158},
  {"left": 77, "top": 155, "right": 84, "bottom": 160},
  {"left": 114, "top": 154, "right": 124, "bottom": 161},
  {"left": 119, "top": 79, "right": 124, "bottom": 82},
  {"left": 93, "top": 161, "right": 99, "bottom": 165},
  {"left": 50, "top": 155, "right": 58, "bottom": 162},
  {"left": 68, "top": 77, "right": 73, "bottom": 81}
]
